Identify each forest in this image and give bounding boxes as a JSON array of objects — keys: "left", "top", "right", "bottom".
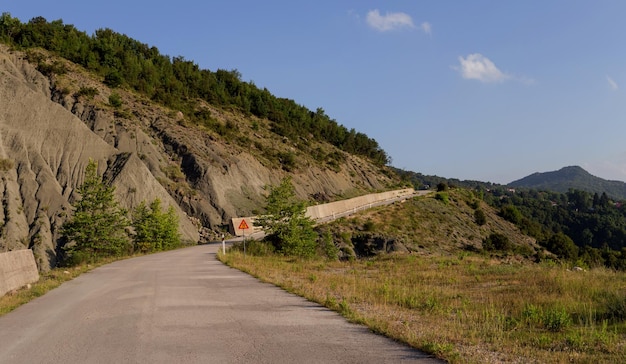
[
  {"left": 487, "top": 187, "right": 626, "bottom": 270},
  {"left": 398, "top": 169, "right": 626, "bottom": 270},
  {"left": 0, "top": 13, "right": 388, "bottom": 166}
]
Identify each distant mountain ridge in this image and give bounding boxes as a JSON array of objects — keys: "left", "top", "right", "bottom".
[{"left": 508, "top": 166, "right": 626, "bottom": 200}]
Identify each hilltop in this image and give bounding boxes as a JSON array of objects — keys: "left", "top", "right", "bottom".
[{"left": 509, "top": 165, "right": 626, "bottom": 200}]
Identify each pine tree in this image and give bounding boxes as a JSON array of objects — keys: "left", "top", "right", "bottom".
[
  {"left": 61, "top": 160, "right": 130, "bottom": 264},
  {"left": 254, "top": 177, "right": 317, "bottom": 258},
  {"left": 132, "top": 199, "right": 180, "bottom": 253}
]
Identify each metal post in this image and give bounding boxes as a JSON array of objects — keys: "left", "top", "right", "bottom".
[{"left": 221, "top": 234, "right": 225, "bottom": 255}]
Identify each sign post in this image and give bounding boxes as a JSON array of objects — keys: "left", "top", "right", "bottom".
[
  {"left": 238, "top": 219, "right": 250, "bottom": 256},
  {"left": 221, "top": 233, "right": 225, "bottom": 255}
]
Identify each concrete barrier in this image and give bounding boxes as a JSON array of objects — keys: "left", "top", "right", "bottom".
[
  {"left": 231, "top": 188, "right": 416, "bottom": 236},
  {"left": 0, "top": 249, "right": 39, "bottom": 297}
]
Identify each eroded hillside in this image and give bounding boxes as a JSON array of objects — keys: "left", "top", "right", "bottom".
[{"left": 0, "top": 45, "right": 401, "bottom": 269}]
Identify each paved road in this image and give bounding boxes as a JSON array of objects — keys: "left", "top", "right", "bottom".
[{"left": 0, "top": 244, "right": 442, "bottom": 363}]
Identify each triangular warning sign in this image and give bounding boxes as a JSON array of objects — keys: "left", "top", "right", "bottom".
[{"left": 238, "top": 219, "right": 249, "bottom": 230}]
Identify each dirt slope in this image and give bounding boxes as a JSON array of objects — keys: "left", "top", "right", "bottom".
[
  {"left": 0, "top": 47, "right": 198, "bottom": 269},
  {"left": 0, "top": 45, "right": 399, "bottom": 269}
]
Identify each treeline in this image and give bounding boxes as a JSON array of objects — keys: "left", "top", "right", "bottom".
[
  {"left": 0, "top": 13, "right": 388, "bottom": 165},
  {"left": 485, "top": 187, "right": 626, "bottom": 270}
]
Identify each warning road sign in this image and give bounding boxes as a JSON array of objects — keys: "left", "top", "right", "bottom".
[{"left": 238, "top": 219, "right": 249, "bottom": 230}]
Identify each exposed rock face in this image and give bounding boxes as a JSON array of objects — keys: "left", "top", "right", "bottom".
[
  {"left": 0, "top": 46, "right": 397, "bottom": 269},
  {"left": 0, "top": 48, "right": 198, "bottom": 270}
]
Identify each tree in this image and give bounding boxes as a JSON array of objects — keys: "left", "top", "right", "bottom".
[
  {"left": 545, "top": 232, "right": 579, "bottom": 261},
  {"left": 61, "top": 160, "right": 130, "bottom": 264},
  {"left": 254, "top": 177, "right": 317, "bottom": 258},
  {"left": 132, "top": 199, "right": 180, "bottom": 253}
]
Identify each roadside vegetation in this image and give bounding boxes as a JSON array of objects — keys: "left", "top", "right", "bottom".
[
  {"left": 61, "top": 159, "right": 182, "bottom": 266},
  {"left": 220, "top": 186, "right": 626, "bottom": 363},
  {"left": 219, "top": 251, "right": 626, "bottom": 363}
]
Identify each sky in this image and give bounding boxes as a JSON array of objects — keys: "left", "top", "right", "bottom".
[{"left": 4, "top": 1, "right": 626, "bottom": 184}]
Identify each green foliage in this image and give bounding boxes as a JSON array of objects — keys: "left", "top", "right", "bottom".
[
  {"left": 61, "top": 160, "right": 131, "bottom": 264},
  {"left": 435, "top": 192, "right": 449, "bottom": 204},
  {"left": 108, "top": 92, "right": 122, "bottom": 108},
  {"left": 36, "top": 60, "right": 67, "bottom": 76},
  {"left": 0, "top": 14, "right": 389, "bottom": 166},
  {"left": 500, "top": 204, "right": 522, "bottom": 224},
  {"left": 75, "top": 86, "right": 99, "bottom": 98},
  {"left": 132, "top": 199, "right": 180, "bottom": 253},
  {"left": 474, "top": 208, "right": 487, "bottom": 226},
  {"left": 544, "top": 232, "right": 579, "bottom": 261},
  {"left": 254, "top": 177, "right": 318, "bottom": 258},
  {"left": 542, "top": 307, "right": 572, "bottom": 332},
  {"left": 104, "top": 70, "right": 123, "bottom": 87},
  {"left": 321, "top": 229, "right": 339, "bottom": 260},
  {"left": 482, "top": 232, "right": 511, "bottom": 252}
]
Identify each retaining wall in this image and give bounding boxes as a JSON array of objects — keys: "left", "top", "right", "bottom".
[
  {"left": 231, "top": 188, "right": 415, "bottom": 236},
  {"left": 0, "top": 249, "right": 39, "bottom": 297}
]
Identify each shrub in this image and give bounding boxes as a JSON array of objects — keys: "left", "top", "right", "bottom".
[
  {"left": 108, "top": 93, "right": 122, "bottom": 108},
  {"left": 483, "top": 232, "right": 511, "bottom": 252},
  {"left": 75, "top": 86, "right": 99, "bottom": 98},
  {"left": 474, "top": 209, "right": 487, "bottom": 226},
  {"left": 435, "top": 192, "right": 449, "bottom": 204},
  {"left": 320, "top": 230, "right": 339, "bottom": 260}
]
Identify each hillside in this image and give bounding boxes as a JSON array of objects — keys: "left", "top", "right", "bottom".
[
  {"left": 509, "top": 165, "right": 626, "bottom": 200},
  {"left": 0, "top": 41, "right": 399, "bottom": 269},
  {"left": 320, "top": 188, "right": 542, "bottom": 260}
]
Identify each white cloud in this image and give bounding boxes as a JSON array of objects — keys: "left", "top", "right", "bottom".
[
  {"left": 456, "top": 53, "right": 510, "bottom": 83},
  {"left": 366, "top": 9, "right": 414, "bottom": 32},
  {"left": 607, "top": 75, "right": 619, "bottom": 90}
]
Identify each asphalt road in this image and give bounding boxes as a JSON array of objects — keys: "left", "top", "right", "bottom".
[{"left": 0, "top": 244, "right": 442, "bottom": 364}]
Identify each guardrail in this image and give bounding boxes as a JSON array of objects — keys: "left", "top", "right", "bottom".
[{"left": 230, "top": 188, "right": 417, "bottom": 237}]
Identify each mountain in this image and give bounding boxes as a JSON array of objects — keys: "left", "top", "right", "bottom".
[
  {"left": 0, "top": 33, "right": 398, "bottom": 269},
  {"left": 508, "top": 166, "right": 626, "bottom": 200}
]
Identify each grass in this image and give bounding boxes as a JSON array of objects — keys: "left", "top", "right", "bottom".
[{"left": 219, "top": 250, "right": 626, "bottom": 363}]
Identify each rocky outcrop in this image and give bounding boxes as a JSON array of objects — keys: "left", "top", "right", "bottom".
[{"left": 0, "top": 47, "right": 199, "bottom": 270}]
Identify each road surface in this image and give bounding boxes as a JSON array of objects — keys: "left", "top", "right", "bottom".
[{"left": 0, "top": 244, "right": 442, "bottom": 363}]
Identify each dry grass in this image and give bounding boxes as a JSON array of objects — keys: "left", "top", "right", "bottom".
[{"left": 219, "top": 251, "right": 626, "bottom": 363}]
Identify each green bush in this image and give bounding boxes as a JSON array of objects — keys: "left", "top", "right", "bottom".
[
  {"left": 474, "top": 209, "right": 487, "bottom": 226},
  {"left": 132, "top": 199, "right": 181, "bottom": 253},
  {"left": 108, "top": 93, "right": 122, "bottom": 108},
  {"left": 435, "top": 192, "right": 449, "bottom": 204},
  {"left": 483, "top": 232, "right": 511, "bottom": 252}
]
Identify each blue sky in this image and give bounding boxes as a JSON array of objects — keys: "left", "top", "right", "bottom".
[{"left": 4, "top": 1, "right": 626, "bottom": 184}]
